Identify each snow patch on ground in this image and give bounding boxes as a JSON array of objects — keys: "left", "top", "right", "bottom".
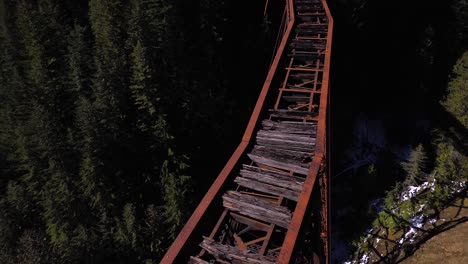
[
  {"left": 360, "top": 253, "right": 370, "bottom": 264},
  {"left": 401, "top": 180, "right": 436, "bottom": 201}
]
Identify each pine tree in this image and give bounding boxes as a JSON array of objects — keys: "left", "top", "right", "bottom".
[
  {"left": 401, "top": 144, "right": 428, "bottom": 185},
  {"left": 114, "top": 203, "right": 137, "bottom": 250},
  {"left": 161, "top": 149, "right": 191, "bottom": 239}
]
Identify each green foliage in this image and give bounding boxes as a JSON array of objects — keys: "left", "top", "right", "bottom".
[
  {"left": 114, "top": 203, "right": 137, "bottom": 249},
  {"left": 383, "top": 182, "right": 401, "bottom": 211},
  {"left": 161, "top": 149, "right": 191, "bottom": 239},
  {"left": 442, "top": 51, "right": 468, "bottom": 128},
  {"left": 0, "top": 0, "right": 259, "bottom": 262},
  {"left": 434, "top": 140, "right": 467, "bottom": 182},
  {"left": 401, "top": 144, "right": 428, "bottom": 185}
]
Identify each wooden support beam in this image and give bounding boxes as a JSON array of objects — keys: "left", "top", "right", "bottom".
[
  {"left": 233, "top": 233, "right": 247, "bottom": 251},
  {"left": 245, "top": 236, "right": 267, "bottom": 246}
]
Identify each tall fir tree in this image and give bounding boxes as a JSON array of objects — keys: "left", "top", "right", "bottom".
[{"left": 401, "top": 144, "right": 428, "bottom": 185}]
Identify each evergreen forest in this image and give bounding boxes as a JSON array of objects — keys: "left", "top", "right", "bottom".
[
  {"left": 0, "top": 0, "right": 272, "bottom": 263},
  {"left": 0, "top": 0, "right": 466, "bottom": 263}
]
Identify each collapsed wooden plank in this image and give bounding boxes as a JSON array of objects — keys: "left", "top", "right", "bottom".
[
  {"left": 241, "top": 165, "right": 305, "bottom": 191},
  {"left": 222, "top": 191, "right": 291, "bottom": 228},
  {"left": 200, "top": 237, "right": 277, "bottom": 264}
]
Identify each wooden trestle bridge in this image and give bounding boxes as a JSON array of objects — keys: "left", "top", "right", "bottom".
[{"left": 162, "top": 0, "right": 333, "bottom": 263}]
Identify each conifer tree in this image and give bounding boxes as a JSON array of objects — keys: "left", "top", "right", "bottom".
[
  {"left": 401, "top": 144, "right": 428, "bottom": 185},
  {"left": 161, "top": 149, "right": 191, "bottom": 239}
]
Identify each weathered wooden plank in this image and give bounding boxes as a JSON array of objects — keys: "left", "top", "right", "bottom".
[
  {"left": 248, "top": 146, "right": 311, "bottom": 175},
  {"left": 188, "top": 256, "right": 210, "bottom": 264},
  {"left": 262, "top": 120, "right": 317, "bottom": 135},
  {"left": 251, "top": 145, "right": 313, "bottom": 165},
  {"left": 235, "top": 177, "right": 300, "bottom": 201},
  {"left": 256, "top": 137, "right": 314, "bottom": 153},
  {"left": 241, "top": 165, "right": 305, "bottom": 191},
  {"left": 222, "top": 191, "right": 291, "bottom": 228},
  {"left": 256, "top": 131, "right": 316, "bottom": 151},
  {"left": 257, "top": 130, "right": 316, "bottom": 142},
  {"left": 200, "top": 237, "right": 277, "bottom": 264},
  {"left": 248, "top": 154, "right": 309, "bottom": 175}
]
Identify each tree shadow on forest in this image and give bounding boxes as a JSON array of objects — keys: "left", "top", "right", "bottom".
[{"left": 432, "top": 104, "right": 468, "bottom": 156}]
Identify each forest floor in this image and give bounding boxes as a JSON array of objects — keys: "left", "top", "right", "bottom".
[{"left": 401, "top": 198, "right": 467, "bottom": 264}]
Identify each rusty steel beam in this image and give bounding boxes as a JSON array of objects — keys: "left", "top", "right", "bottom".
[
  {"left": 277, "top": 0, "right": 333, "bottom": 263},
  {"left": 160, "top": 1, "right": 296, "bottom": 263}
]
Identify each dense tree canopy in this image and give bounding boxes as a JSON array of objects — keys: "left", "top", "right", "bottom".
[{"left": 0, "top": 0, "right": 271, "bottom": 263}]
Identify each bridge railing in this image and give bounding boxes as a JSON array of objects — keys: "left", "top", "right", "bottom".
[{"left": 277, "top": 1, "right": 334, "bottom": 263}]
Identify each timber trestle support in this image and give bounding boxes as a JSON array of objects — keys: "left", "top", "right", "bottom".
[{"left": 162, "top": 0, "right": 333, "bottom": 263}]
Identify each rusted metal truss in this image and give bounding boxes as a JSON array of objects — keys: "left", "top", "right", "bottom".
[{"left": 161, "top": 0, "right": 333, "bottom": 263}]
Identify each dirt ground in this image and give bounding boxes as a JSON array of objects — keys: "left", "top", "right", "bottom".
[{"left": 401, "top": 198, "right": 467, "bottom": 264}]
